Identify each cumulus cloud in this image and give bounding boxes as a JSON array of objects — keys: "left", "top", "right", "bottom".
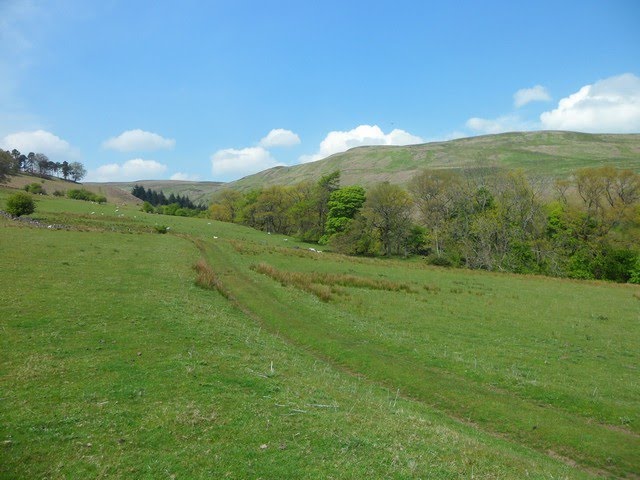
[
  {"left": 86, "top": 158, "right": 167, "bottom": 182},
  {"left": 102, "top": 129, "right": 175, "bottom": 152},
  {"left": 300, "top": 124, "right": 423, "bottom": 163},
  {"left": 540, "top": 73, "right": 640, "bottom": 133},
  {"left": 258, "top": 128, "right": 301, "bottom": 148},
  {"left": 465, "top": 115, "right": 531, "bottom": 135},
  {"left": 170, "top": 172, "right": 200, "bottom": 181},
  {"left": 514, "top": 85, "right": 551, "bottom": 108},
  {"left": 0, "top": 129, "right": 79, "bottom": 159},
  {"left": 211, "top": 146, "right": 283, "bottom": 180}
]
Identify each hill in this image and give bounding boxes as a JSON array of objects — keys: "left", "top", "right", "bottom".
[
  {"left": 3, "top": 173, "right": 141, "bottom": 205},
  {"left": 226, "top": 130, "right": 640, "bottom": 191},
  {"left": 88, "top": 180, "right": 225, "bottom": 205}
]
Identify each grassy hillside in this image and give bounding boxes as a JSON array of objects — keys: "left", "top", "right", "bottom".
[
  {"left": 1, "top": 187, "right": 638, "bottom": 478},
  {"left": 89, "top": 180, "right": 225, "bottom": 205},
  {"left": 227, "top": 131, "right": 640, "bottom": 191},
  {"left": 4, "top": 173, "right": 141, "bottom": 205}
]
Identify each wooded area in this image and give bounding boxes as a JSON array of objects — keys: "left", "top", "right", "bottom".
[{"left": 209, "top": 168, "right": 640, "bottom": 282}]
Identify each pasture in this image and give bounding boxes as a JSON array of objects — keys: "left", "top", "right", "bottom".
[{"left": 1, "top": 188, "right": 638, "bottom": 478}]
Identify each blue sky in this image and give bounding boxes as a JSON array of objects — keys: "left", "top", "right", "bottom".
[{"left": 1, "top": 0, "right": 639, "bottom": 182}]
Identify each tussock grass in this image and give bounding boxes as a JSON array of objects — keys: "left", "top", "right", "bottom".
[
  {"left": 251, "top": 262, "right": 416, "bottom": 302},
  {"left": 193, "top": 258, "right": 228, "bottom": 298}
]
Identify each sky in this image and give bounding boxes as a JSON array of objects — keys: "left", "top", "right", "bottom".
[{"left": 1, "top": 0, "right": 639, "bottom": 183}]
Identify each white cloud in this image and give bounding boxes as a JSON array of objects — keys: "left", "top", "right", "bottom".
[
  {"left": 465, "top": 115, "right": 533, "bottom": 135},
  {"left": 540, "top": 73, "right": 640, "bottom": 133},
  {"left": 300, "top": 124, "right": 423, "bottom": 163},
  {"left": 258, "top": 128, "right": 301, "bottom": 148},
  {"left": 170, "top": 172, "right": 200, "bottom": 181},
  {"left": 102, "top": 129, "right": 175, "bottom": 152},
  {"left": 211, "top": 146, "right": 283, "bottom": 180},
  {"left": 0, "top": 129, "right": 80, "bottom": 159},
  {"left": 86, "top": 158, "right": 167, "bottom": 182},
  {"left": 514, "top": 85, "right": 551, "bottom": 108}
]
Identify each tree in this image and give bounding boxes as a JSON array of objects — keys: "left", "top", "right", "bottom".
[
  {"left": 253, "top": 185, "right": 295, "bottom": 234},
  {"left": 61, "top": 161, "right": 71, "bottom": 180},
  {"left": 313, "top": 170, "right": 341, "bottom": 239},
  {"left": 69, "top": 162, "right": 87, "bottom": 182},
  {"left": 323, "top": 185, "right": 366, "bottom": 239},
  {"left": 362, "top": 182, "right": 414, "bottom": 256},
  {"left": 9, "top": 149, "right": 21, "bottom": 173},
  {"left": 35, "top": 153, "right": 50, "bottom": 176},
  {"left": 0, "top": 150, "right": 14, "bottom": 182},
  {"left": 26, "top": 152, "right": 36, "bottom": 173},
  {"left": 409, "top": 170, "right": 460, "bottom": 256},
  {"left": 5, "top": 192, "right": 35, "bottom": 217}
]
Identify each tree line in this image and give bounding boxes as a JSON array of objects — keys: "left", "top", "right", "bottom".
[
  {"left": 131, "top": 184, "right": 206, "bottom": 210},
  {"left": 208, "top": 168, "right": 640, "bottom": 283},
  {"left": 0, "top": 148, "right": 86, "bottom": 182}
]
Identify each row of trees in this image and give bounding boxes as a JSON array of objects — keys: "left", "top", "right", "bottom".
[
  {"left": 131, "top": 184, "right": 206, "bottom": 211},
  {"left": 209, "top": 171, "right": 343, "bottom": 243},
  {"left": 0, "top": 149, "right": 87, "bottom": 182},
  {"left": 209, "top": 167, "right": 640, "bottom": 283}
]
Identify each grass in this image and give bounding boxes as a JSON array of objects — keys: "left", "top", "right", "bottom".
[
  {"left": 227, "top": 131, "right": 640, "bottom": 191},
  {"left": 1, "top": 187, "right": 638, "bottom": 478}
]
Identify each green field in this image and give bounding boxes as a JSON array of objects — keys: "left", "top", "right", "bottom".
[{"left": 1, "top": 189, "right": 639, "bottom": 478}]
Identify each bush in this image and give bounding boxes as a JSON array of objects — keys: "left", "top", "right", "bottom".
[
  {"left": 24, "top": 183, "right": 46, "bottom": 195},
  {"left": 153, "top": 225, "right": 169, "bottom": 234},
  {"left": 53, "top": 190, "right": 64, "bottom": 197},
  {"left": 5, "top": 192, "right": 35, "bottom": 217},
  {"left": 67, "top": 188, "right": 106, "bottom": 203},
  {"left": 427, "top": 255, "right": 453, "bottom": 267}
]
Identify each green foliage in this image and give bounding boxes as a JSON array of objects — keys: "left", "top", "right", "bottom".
[
  {"left": 67, "top": 188, "right": 106, "bottom": 203},
  {"left": 52, "top": 190, "right": 64, "bottom": 197},
  {"left": 0, "top": 149, "right": 13, "bottom": 181},
  {"left": 406, "top": 224, "right": 429, "bottom": 255},
  {"left": 5, "top": 191, "right": 36, "bottom": 216},
  {"left": 24, "top": 182, "right": 46, "bottom": 195},
  {"left": 361, "top": 182, "right": 414, "bottom": 256},
  {"left": 153, "top": 224, "right": 169, "bottom": 234},
  {"left": 324, "top": 185, "right": 366, "bottom": 237},
  {"left": 141, "top": 201, "right": 154, "bottom": 213},
  {"left": 629, "top": 257, "right": 640, "bottom": 284},
  {"left": 68, "top": 161, "right": 87, "bottom": 182}
]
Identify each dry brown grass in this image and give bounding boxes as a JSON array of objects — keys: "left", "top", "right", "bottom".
[
  {"left": 251, "top": 262, "right": 416, "bottom": 302},
  {"left": 193, "top": 259, "right": 228, "bottom": 298}
]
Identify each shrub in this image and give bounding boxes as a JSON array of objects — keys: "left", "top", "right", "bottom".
[
  {"left": 5, "top": 192, "right": 35, "bottom": 217},
  {"left": 53, "top": 190, "right": 64, "bottom": 197},
  {"left": 67, "top": 188, "right": 106, "bottom": 203},
  {"left": 153, "top": 225, "right": 169, "bottom": 234},
  {"left": 24, "top": 183, "right": 46, "bottom": 195},
  {"left": 427, "top": 255, "right": 453, "bottom": 267}
]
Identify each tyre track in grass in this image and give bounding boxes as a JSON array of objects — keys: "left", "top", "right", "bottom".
[{"left": 193, "top": 236, "right": 638, "bottom": 479}]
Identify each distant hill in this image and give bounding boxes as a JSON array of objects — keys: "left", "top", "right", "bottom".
[
  {"left": 86, "top": 180, "right": 225, "bottom": 205},
  {"left": 226, "top": 131, "right": 640, "bottom": 191},
  {"left": 86, "top": 131, "right": 640, "bottom": 203}
]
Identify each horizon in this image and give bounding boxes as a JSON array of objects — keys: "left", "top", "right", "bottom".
[{"left": 1, "top": 0, "right": 639, "bottom": 183}]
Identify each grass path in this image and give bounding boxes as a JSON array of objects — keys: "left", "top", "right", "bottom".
[
  {"left": 201, "top": 237, "right": 640, "bottom": 478},
  {"left": 1, "top": 220, "right": 591, "bottom": 479}
]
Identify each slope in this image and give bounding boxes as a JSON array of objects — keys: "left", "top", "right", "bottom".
[
  {"left": 226, "top": 130, "right": 640, "bottom": 191},
  {"left": 0, "top": 188, "right": 603, "bottom": 479},
  {"left": 89, "top": 180, "right": 225, "bottom": 205}
]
